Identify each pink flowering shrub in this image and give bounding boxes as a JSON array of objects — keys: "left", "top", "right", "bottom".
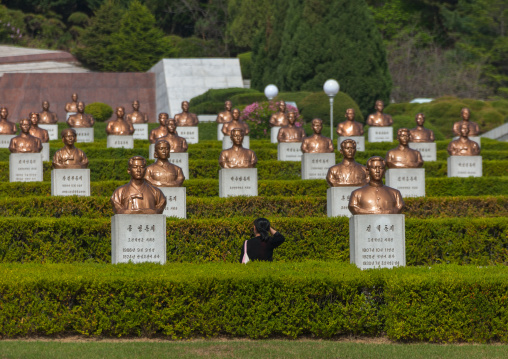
[{"left": 241, "top": 101, "right": 303, "bottom": 139}]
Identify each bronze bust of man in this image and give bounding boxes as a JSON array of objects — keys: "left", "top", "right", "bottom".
[
  {"left": 174, "top": 101, "right": 199, "bottom": 127},
  {"left": 453, "top": 107, "right": 480, "bottom": 137},
  {"left": 447, "top": 123, "right": 481, "bottom": 156},
  {"left": 269, "top": 100, "right": 288, "bottom": 127},
  {"left": 366, "top": 100, "right": 393, "bottom": 127},
  {"left": 277, "top": 112, "right": 306, "bottom": 142},
  {"left": 144, "top": 140, "right": 185, "bottom": 187},
  {"left": 386, "top": 128, "right": 424, "bottom": 168},
  {"left": 326, "top": 139, "right": 369, "bottom": 187},
  {"left": 349, "top": 156, "right": 405, "bottom": 215},
  {"left": 28, "top": 112, "right": 49, "bottom": 144},
  {"left": 409, "top": 113, "right": 435, "bottom": 143},
  {"left": 67, "top": 102, "right": 95, "bottom": 128},
  {"left": 111, "top": 156, "right": 167, "bottom": 214},
  {"left": 149, "top": 113, "right": 169, "bottom": 144},
  {"left": 9, "top": 118, "right": 42, "bottom": 153},
  {"left": 39, "top": 101, "right": 59, "bottom": 124},
  {"left": 219, "top": 128, "right": 257, "bottom": 168},
  {"left": 52, "top": 128, "right": 89, "bottom": 169},
  {"left": 157, "top": 118, "right": 188, "bottom": 152},
  {"left": 126, "top": 100, "right": 148, "bottom": 124},
  {"left": 106, "top": 106, "right": 135, "bottom": 136},
  {"left": 216, "top": 100, "right": 233, "bottom": 124},
  {"left": 222, "top": 108, "right": 250, "bottom": 137},
  {"left": 336, "top": 108, "right": 364, "bottom": 137},
  {"left": 0, "top": 107, "right": 17, "bottom": 135},
  {"left": 301, "top": 118, "right": 334, "bottom": 153},
  {"left": 65, "top": 93, "right": 79, "bottom": 113}
]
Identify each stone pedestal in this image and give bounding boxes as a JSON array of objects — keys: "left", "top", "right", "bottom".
[
  {"left": 72, "top": 128, "right": 94, "bottom": 143},
  {"left": 39, "top": 124, "right": 58, "bottom": 141},
  {"left": 217, "top": 124, "right": 224, "bottom": 141},
  {"left": 301, "top": 153, "right": 335, "bottom": 180},
  {"left": 447, "top": 156, "right": 482, "bottom": 177},
  {"left": 111, "top": 214, "right": 166, "bottom": 264},
  {"left": 277, "top": 142, "right": 303, "bottom": 161},
  {"left": 219, "top": 168, "right": 258, "bottom": 197},
  {"left": 271, "top": 127, "right": 281, "bottom": 144},
  {"left": 0, "top": 135, "right": 15, "bottom": 148},
  {"left": 107, "top": 135, "right": 134, "bottom": 149},
  {"left": 453, "top": 136, "right": 481, "bottom": 148},
  {"left": 338, "top": 136, "right": 365, "bottom": 151},
  {"left": 223, "top": 136, "right": 249, "bottom": 150},
  {"left": 9, "top": 153, "right": 43, "bottom": 182},
  {"left": 158, "top": 187, "right": 186, "bottom": 218},
  {"left": 51, "top": 169, "right": 91, "bottom": 196},
  {"left": 385, "top": 168, "right": 425, "bottom": 198},
  {"left": 178, "top": 126, "right": 198, "bottom": 144},
  {"left": 350, "top": 214, "right": 406, "bottom": 270},
  {"left": 42, "top": 143, "right": 50, "bottom": 162},
  {"left": 327, "top": 187, "right": 360, "bottom": 217},
  {"left": 133, "top": 124, "right": 148, "bottom": 140},
  {"left": 408, "top": 142, "right": 436, "bottom": 161},
  {"left": 368, "top": 127, "right": 393, "bottom": 142}
]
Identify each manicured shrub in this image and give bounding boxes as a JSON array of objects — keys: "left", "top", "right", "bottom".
[
  {"left": 298, "top": 92, "right": 363, "bottom": 124},
  {"left": 189, "top": 88, "right": 260, "bottom": 107},
  {"left": 84, "top": 102, "right": 113, "bottom": 122},
  {"left": 237, "top": 51, "right": 252, "bottom": 79}
]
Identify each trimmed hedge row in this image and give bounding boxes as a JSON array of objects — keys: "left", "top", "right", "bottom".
[
  {"left": 0, "top": 196, "right": 506, "bottom": 219},
  {"left": 0, "top": 217, "right": 506, "bottom": 265},
  {"left": 0, "top": 262, "right": 507, "bottom": 342},
  {"left": 0, "top": 177, "right": 507, "bottom": 198}
]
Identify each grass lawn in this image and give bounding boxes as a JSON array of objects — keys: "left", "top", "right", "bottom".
[{"left": 0, "top": 339, "right": 507, "bottom": 359}]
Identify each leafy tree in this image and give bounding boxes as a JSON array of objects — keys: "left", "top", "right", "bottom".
[
  {"left": 227, "top": 0, "right": 274, "bottom": 49},
  {"left": 251, "top": 0, "right": 391, "bottom": 115}
]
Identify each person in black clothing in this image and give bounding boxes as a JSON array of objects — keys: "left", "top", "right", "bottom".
[{"left": 240, "top": 218, "right": 285, "bottom": 262}]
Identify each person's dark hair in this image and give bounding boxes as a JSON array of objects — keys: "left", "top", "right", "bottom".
[{"left": 254, "top": 217, "right": 270, "bottom": 241}]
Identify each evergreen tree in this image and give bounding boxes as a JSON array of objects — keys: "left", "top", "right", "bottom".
[{"left": 251, "top": 0, "right": 392, "bottom": 115}]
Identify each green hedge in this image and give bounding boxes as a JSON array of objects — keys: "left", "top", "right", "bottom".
[
  {"left": 0, "top": 217, "right": 506, "bottom": 265},
  {"left": 237, "top": 51, "right": 252, "bottom": 79},
  {"left": 0, "top": 262, "right": 508, "bottom": 342},
  {"left": 189, "top": 88, "right": 261, "bottom": 108}
]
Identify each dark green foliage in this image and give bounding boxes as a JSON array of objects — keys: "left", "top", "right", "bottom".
[
  {"left": 189, "top": 88, "right": 261, "bottom": 108},
  {"left": 67, "top": 12, "right": 89, "bottom": 26},
  {"left": 84, "top": 102, "right": 113, "bottom": 122},
  {"left": 251, "top": 0, "right": 392, "bottom": 115},
  {"left": 166, "top": 35, "right": 224, "bottom": 58},
  {"left": 298, "top": 92, "right": 363, "bottom": 126},
  {"left": 237, "top": 51, "right": 252, "bottom": 79}
]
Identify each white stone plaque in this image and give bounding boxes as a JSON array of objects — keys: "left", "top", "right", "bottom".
[
  {"left": 9, "top": 153, "right": 43, "bottom": 182},
  {"left": 217, "top": 123, "right": 224, "bottom": 141},
  {"left": 385, "top": 168, "right": 425, "bottom": 198},
  {"left": 223, "top": 135, "right": 249, "bottom": 150},
  {"left": 301, "top": 153, "right": 335, "bottom": 180},
  {"left": 271, "top": 127, "right": 281, "bottom": 143},
  {"left": 368, "top": 127, "right": 393, "bottom": 142},
  {"left": 327, "top": 186, "right": 360, "bottom": 217},
  {"left": 107, "top": 135, "right": 134, "bottom": 149},
  {"left": 277, "top": 142, "right": 303, "bottom": 161},
  {"left": 350, "top": 214, "right": 406, "bottom": 270},
  {"left": 132, "top": 123, "right": 148, "bottom": 140},
  {"left": 453, "top": 136, "right": 481, "bottom": 148},
  {"left": 408, "top": 142, "right": 436, "bottom": 161},
  {"left": 447, "top": 156, "right": 482, "bottom": 177},
  {"left": 42, "top": 143, "right": 50, "bottom": 162},
  {"left": 0, "top": 135, "right": 15, "bottom": 148},
  {"left": 111, "top": 214, "right": 166, "bottom": 264},
  {"left": 338, "top": 136, "right": 365, "bottom": 151},
  {"left": 178, "top": 126, "right": 198, "bottom": 144},
  {"left": 219, "top": 168, "right": 258, "bottom": 197},
  {"left": 51, "top": 169, "right": 91, "bottom": 196},
  {"left": 158, "top": 187, "right": 186, "bottom": 218},
  {"left": 39, "top": 124, "right": 58, "bottom": 141},
  {"left": 72, "top": 128, "right": 94, "bottom": 143}
]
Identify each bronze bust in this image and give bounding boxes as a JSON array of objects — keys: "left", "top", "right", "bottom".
[
  {"left": 301, "top": 118, "right": 334, "bottom": 153},
  {"left": 277, "top": 112, "right": 306, "bottom": 142},
  {"left": 349, "top": 156, "right": 405, "bottom": 215},
  {"left": 366, "top": 100, "right": 393, "bottom": 127},
  {"left": 219, "top": 128, "right": 257, "bottom": 168},
  {"left": 67, "top": 102, "right": 95, "bottom": 128},
  {"left": 65, "top": 93, "right": 79, "bottom": 113},
  {"left": 9, "top": 118, "right": 42, "bottom": 153},
  {"left": 39, "top": 101, "right": 59, "bottom": 124},
  {"left": 447, "top": 123, "right": 481, "bottom": 156},
  {"left": 336, "top": 108, "right": 364, "bottom": 136},
  {"left": 149, "top": 113, "right": 169, "bottom": 144},
  {"left": 409, "top": 113, "right": 435, "bottom": 143},
  {"left": 453, "top": 107, "right": 480, "bottom": 136},
  {"left": 269, "top": 100, "right": 288, "bottom": 127},
  {"left": 144, "top": 140, "right": 185, "bottom": 187},
  {"left": 111, "top": 156, "right": 166, "bottom": 214},
  {"left": 28, "top": 112, "right": 49, "bottom": 143},
  {"left": 326, "top": 139, "right": 369, "bottom": 187},
  {"left": 0, "top": 107, "right": 17, "bottom": 135},
  {"left": 174, "top": 101, "right": 199, "bottom": 127},
  {"left": 386, "top": 128, "right": 424, "bottom": 168},
  {"left": 157, "top": 118, "right": 188, "bottom": 152},
  {"left": 126, "top": 100, "right": 148, "bottom": 124},
  {"left": 222, "top": 108, "right": 250, "bottom": 136},
  {"left": 216, "top": 100, "right": 233, "bottom": 124},
  {"left": 52, "top": 128, "right": 89, "bottom": 169},
  {"left": 106, "top": 106, "right": 135, "bottom": 135}
]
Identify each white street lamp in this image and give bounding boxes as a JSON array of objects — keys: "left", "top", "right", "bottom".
[
  {"left": 264, "top": 84, "right": 279, "bottom": 100},
  {"left": 323, "top": 79, "right": 340, "bottom": 139}
]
